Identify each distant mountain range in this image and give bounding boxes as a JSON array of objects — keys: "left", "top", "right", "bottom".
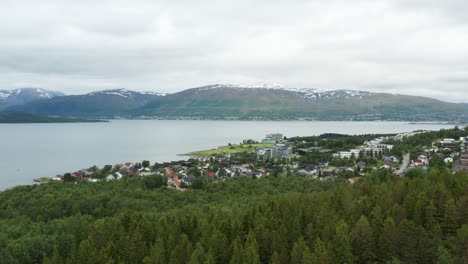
[
  {"left": 5, "top": 89, "right": 165, "bottom": 117},
  {"left": 0, "top": 88, "right": 64, "bottom": 110},
  {"left": 3, "top": 84, "right": 468, "bottom": 121}
]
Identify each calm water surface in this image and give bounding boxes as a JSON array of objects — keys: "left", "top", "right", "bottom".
[{"left": 0, "top": 120, "right": 455, "bottom": 190}]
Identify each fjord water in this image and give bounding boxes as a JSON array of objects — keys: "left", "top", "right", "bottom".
[{"left": 0, "top": 120, "right": 455, "bottom": 190}]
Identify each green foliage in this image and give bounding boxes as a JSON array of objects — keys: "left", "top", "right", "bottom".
[
  {"left": 0, "top": 171, "right": 466, "bottom": 263},
  {"left": 187, "top": 167, "right": 201, "bottom": 177},
  {"left": 142, "top": 160, "right": 150, "bottom": 168},
  {"left": 405, "top": 167, "right": 427, "bottom": 179},
  {"left": 142, "top": 174, "right": 166, "bottom": 189},
  {"left": 63, "top": 173, "right": 74, "bottom": 183}
]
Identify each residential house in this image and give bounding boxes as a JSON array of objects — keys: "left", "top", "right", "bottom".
[
  {"left": 384, "top": 156, "right": 399, "bottom": 163},
  {"left": 348, "top": 177, "right": 361, "bottom": 184},
  {"left": 411, "top": 159, "right": 425, "bottom": 167},
  {"left": 440, "top": 138, "right": 456, "bottom": 150},
  {"left": 452, "top": 154, "right": 468, "bottom": 172},
  {"left": 106, "top": 172, "right": 123, "bottom": 181},
  {"left": 181, "top": 175, "right": 195, "bottom": 186},
  {"left": 357, "top": 161, "right": 366, "bottom": 170},
  {"left": 171, "top": 179, "right": 181, "bottom": 188}
]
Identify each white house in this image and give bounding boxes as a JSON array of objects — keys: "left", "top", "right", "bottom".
[{"left": 444, "top": 157, "right": 454, "bottom": 163}]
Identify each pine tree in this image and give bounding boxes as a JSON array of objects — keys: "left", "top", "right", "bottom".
[
  {"left": 378, "top": 217, "right": 397, "bottom": 263},
  {"left": 351, "top": 215, "right": 376, "bottom": 263},
  {"left": 243, "top": 231, "right": 260, "bottom": 264},
  {"left": 332, "top": 221, "right": 354, "bottom": 264},
  {"left": 311, "top": 238, "right": 331, "bottom": 264},
  {"left": 169, "top": 234, "right": 193, "bottom": 264},
  {"left": 229, "top": 237, "right": 243, "bottom": 264},
  {"left": 269, "top": 251, "right": 280, "bottom": 264},
  {"left": 302, "top": 246, "right": 314, "bottom": 264},
  {"left": 207, "top": 229, "right": 228, "bottom": 264},
  {"left": 398, "top": 219, "right": 418, "bottom": 262},
  {"left": 189, "top": 243, "right": 206, "bottom": 264},
  {"left": 143, "top": 238, "right": 166, "bottom": 264},
  {"left": 290, "top": 237, "right": 308, "bottom": 264},
  {"left": 436, "top": 246, "right": 454, "bottom": 264}
]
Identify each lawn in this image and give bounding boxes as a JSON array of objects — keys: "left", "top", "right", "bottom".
[{"left": 191, "top": 143, "right": 274, "bottom": 157}]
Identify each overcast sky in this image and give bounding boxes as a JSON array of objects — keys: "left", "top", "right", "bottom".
[{"left": 1, "top": 0, "right": 467, "bottom": 102}]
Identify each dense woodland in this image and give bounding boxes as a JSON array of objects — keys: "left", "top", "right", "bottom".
[{"left": 0, "top": 166, "right": 466, "bottom": 263}]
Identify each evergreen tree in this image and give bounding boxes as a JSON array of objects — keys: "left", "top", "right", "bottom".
[
  {"left": 311, "top": 238, "right": 332, "bottom": 264},
  {"left": 378, "top": 217, "right": 398, "bottom": 263},
  {"left": 243, "top": 231, "right": 260, "bottom": 264},
  {"left": 229, "top": 237, "right": 243, "bottom": 264},
  {"left": 332, "top": 221, "right": 354, "bottom": 264},
  {"left": 189, "top": 243, "right": 206, "bottom": 264},
  {"left": 269, "top": 251, "right": 280, "bottom": 264},
  {"left": 351, "top": 215, "right": 376, "bottom": 263},
  {"left": 436, "top": 246, "right": 454, "bottom": 264},
  {"left": 290, "top": 237, "right": 308, "bottom": 264}
]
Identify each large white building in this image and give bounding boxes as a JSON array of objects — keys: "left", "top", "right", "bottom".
[{"left": 333, "top": 149, "right": 361, "bottom": 159}]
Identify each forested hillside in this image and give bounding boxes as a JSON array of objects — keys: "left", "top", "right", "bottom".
[{"left": 0, "top": 170, "right": 466, "bottom": 263}]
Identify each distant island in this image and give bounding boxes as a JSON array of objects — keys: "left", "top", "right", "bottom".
[{"left": 0, "top": 112, "right": 106, "bottom": 123}]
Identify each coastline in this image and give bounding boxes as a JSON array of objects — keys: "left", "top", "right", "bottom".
[{"left": 0, "top": 120, "right": 459, "bottom": 191}]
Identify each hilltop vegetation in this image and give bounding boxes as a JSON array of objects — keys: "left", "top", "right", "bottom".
[{"left": 0, "top": 170, "right": 466, "bottom": 263}]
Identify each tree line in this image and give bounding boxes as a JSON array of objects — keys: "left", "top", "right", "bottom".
[{"left": 0, "top": 168, "right": 465, "bottom": 263}]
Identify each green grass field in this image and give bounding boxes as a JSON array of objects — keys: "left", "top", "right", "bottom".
[{"left": 191, "top": 143, "right": 274, "bottom": 157}]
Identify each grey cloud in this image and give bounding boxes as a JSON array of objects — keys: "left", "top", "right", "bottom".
[{"left": 0, "top": 0, "right": 467, "bottom": 102}]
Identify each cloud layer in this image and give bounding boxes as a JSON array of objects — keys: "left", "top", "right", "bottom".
[{"left": 1, "top": 0, "right": 467, "bottom": 102}]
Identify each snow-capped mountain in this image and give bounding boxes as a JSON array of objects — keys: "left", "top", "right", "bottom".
[
  {"left": 88, "top": 88, "right": 167, "bottom": 99},
  {"left": 5, "top": 84, "right": 468, "bottom": 121},
  {"left": 6, "top": 88, "right": 166, "bottom": 117},
  {"left": 280, "top": 88, "right": 374, "bottom": 100},
  {"left": 0, "top": 88, "right": 65, "bottom": 110},
  {"left": 197, "top": 83, "right": 288, "bottom": 91},
  {"left": 192, "top": 84, "right": 373, "bottom": 100}
]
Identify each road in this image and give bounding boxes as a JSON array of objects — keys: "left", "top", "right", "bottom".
[{"left": 397, "top": 153, "right": 410, "bottom": 176}]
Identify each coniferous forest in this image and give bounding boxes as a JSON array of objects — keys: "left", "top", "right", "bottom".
[{"left": 0, "top": 168, "right": 466, "bottom": 264}]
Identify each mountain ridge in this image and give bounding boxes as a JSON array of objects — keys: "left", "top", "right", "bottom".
[
  {"left": 4, "top": 84, "right": 468, "bottom": 121},
  {"left": 0, "top": 88, "right": 65, "bottom": 110},
  {"left": 135, "top": 84, "right": 468, "bottom": 121},
  {"left": 4, "top": 89, "right": 165, "bottom": 117}
]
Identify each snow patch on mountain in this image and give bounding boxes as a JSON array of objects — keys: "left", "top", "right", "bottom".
[
  {"left": 202, "top": 83, "right": 288, "bottom": 90},
  {"left": 33, "top": 88, "right": 56, "bottom": 99},
  {"left": 237, "top": 83, "right": 288, "bottom": 89},
  {"left": 0, "top": 88, "right": 65, "bottom": 110},
  {"left": 193, "top": 84, "right": 374, "bottom": 100},
  {"left": 0, "top": 91, "right": 11, "bottom": 99},
  {"left": 140, "top": 91, "right": 167, "bottom": 96},
  {"left": 88, "top": 89, "right": 167, "bottom": 99},
  {"left": 279, "top": 88, "right": 374, "bottom": 100}
]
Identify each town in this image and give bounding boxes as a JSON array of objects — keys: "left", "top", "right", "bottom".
[{"left": 36, "top": 128, "right": 468, "bottom": 190}]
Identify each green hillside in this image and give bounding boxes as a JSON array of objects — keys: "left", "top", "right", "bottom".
[
  {"left": 136, "top": 86, "right": 468, "bottom": 121},
  {"left": 6, "top": 85, "right": 468, "bottom": 121}
]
